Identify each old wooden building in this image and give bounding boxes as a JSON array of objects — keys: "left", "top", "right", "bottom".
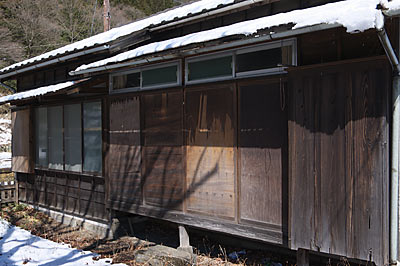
[{"left": 1, "top": 0, "right": 400, "bottom": 265}]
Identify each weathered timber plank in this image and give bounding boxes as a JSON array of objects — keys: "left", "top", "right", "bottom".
[
  {"left": 142, "top": 91, "right": 184, "bottom": 210},
  {"left": 288, "top": 58, "right": 389, "bottom": 266},
  {"left": 185, "top": 85, "right": 236, "bottom": 219},
  {"left": 238, "top": 79, "right": 287, "bottom": 228}
]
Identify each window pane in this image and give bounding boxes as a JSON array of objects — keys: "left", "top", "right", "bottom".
[
  {"left": 48, "top": 106, "right": 63, "bottom": 170},
  {"left": 236, "top": 47, "right": 282, "bottom": 73},
  {"left": 83, "top": 102, "right": 102, "bottom": 173},
  {"left": 188, "top": 56, "right": 232, "bottom": 81},
  {"left": 142, "top": 65, "right": 178, "bottom": 87},
  {"left": 112, "top": 72, "right": 140, "bottom": 90},
  {"left": 64, "top": 104, "right": 82, "bottom": 172},
  {"left": 35, "top": 107, "right": 48, "bottom": 167}
]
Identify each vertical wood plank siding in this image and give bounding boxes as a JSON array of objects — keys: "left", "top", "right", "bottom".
[
  {"left": 17, "top": 57, "right": 390, "bottom": 265},
  {"left": 108, "top": 96, "right": 142, "bottom": 207},
  {"left": 17, "top": 171, "right": 108, "bottom": 222},
  {"left": 288, "top": 58, "right": 389, "bottom": 266},
  {"left": 185, "top": 84, "right": 236, "bottom": 219},
  {"left": 238, "top": 79, "right": 288, "bottom": 233},
  {"left": 142, "top": 90, "right": 184, "bottom": 210}
]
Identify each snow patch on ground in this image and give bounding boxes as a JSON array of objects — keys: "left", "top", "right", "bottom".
[
  {"left": 75, "top": 0, "right": 385, "bottom": 72},
  {"left": 0, "top": 218, "right": 126, "bottom": 266}
]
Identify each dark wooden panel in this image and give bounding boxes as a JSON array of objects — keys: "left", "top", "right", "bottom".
[
  {"left": 142, "top": 91, "right": 184, "bottom": 210},
  {"left": 185, "top": 84, "right": 236, "bottom": 219},
  {"left": 108, "top": 96, "right": 142, "bottom": 206},
  {"left": 288, "top": 58, "right": 389, "bottom": 266},
  {"left": 12, "top": 108, "right": 34, "bottom": 173},
  {"left": 19, "top": 171, "right": 108, "bottom": 221},
  {"left": 238, "top": 79, "right": 287, "bottom": 229},
  {"left": 143, "top": 146, "right": 184, "bottom": 210},
  {"left": 142, "top": 91, "right": 183, "bottom": 146}
]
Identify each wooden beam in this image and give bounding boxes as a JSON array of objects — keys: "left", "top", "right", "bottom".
[{"left": 297, "top": 249, "right": 309, "bottom": 266}]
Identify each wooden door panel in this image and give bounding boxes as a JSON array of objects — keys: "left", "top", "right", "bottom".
[
  {"left": 185, "top": 85, "right": 236, "bottom": 219},
  {"left": 239, "top": 81, "right": 287, "bottom": 227},
  {"left": 142, "top": 90, "right": 184, "bottom": 210}
]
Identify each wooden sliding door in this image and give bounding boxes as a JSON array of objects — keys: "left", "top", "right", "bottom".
[
  {"left": 238, "top": 79, "right": 288, "bottom": 233},
  {"left": 185, "top": 84, "right": 236, "bottom": 219}
]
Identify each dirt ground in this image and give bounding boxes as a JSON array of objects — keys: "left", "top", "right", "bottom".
[{"left": 0, "top": 203, "right": 329, "bottom": 266}]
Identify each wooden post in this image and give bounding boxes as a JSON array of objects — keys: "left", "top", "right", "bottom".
[
  {"left": 103, "top": 0, "right": 111, "bottom": 32},
  {"left": 14, "top": 173, "right": 18, "bottom": 204},
  {"left": 297, "top": 249, "right": 310, "bottom": 266}
]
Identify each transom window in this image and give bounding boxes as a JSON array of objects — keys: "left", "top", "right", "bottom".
[
  {"left": 34, "top": 101, "right": 102, "bottom": 174},
  {"left": 185, "top": 38, "right": 297, "bottom": 84},
  {"left": 110, "top": 62, "right": 181, "bottom": 93}
]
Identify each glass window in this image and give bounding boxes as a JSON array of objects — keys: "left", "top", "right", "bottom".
[
  {"left": 48, "top": 106, "right": 63, "bottom": 170},
  {"left": 64, "top": 104, "right": 82, "bottom": 172},
  {"left": 142, "top": 65, "right": 178, "bottom": 87},
  {"left": 112, "top": 72, "right": 141, "bottom": 90},
  {"left": 188, "top": 56, "right": 232, "bottom": 81},
  {"left": 83, "top": 102, "right": 102, "bottom": 173},
  {"left": 35, "top": 107, "right": 48, "bottom": 167},
  {"left": 236, "top": 47, "right": 282, "bottom": 73}
]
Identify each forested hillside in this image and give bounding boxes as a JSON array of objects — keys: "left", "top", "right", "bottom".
[{"left": 0, "top": 0, "right": 191, "bottom": 73}]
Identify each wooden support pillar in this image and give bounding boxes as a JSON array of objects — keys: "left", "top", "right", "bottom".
[
  {"left": 178, "top": 225, "right": 193, "bottom": 254},
  {"left": 297, "top": 249, "right": 310, "bottom": 266}
]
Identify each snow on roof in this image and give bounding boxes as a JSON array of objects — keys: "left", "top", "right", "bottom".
[
  {"left": 0, "top": 81, "right": 75, "bottom": 104},
  {"left": 385, "top": 0, "right": 400, "bottom": 9},
  {"left": 0, "top": 0, "right": 236, "bottom": 75},
  {"left": 74, "top": 0, "right": 385, "bottom": 73},
  {"left": 383, "top": 0, "right": 400, "bottom": 15}
]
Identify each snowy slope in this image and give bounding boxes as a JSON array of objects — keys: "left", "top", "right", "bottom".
[{"left": 0, "top": 218, "right": 126, "bottom": 266}]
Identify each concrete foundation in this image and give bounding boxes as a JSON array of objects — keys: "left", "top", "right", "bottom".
[{"left": 29, "top": 205, "right": 114, "bottom": 239}]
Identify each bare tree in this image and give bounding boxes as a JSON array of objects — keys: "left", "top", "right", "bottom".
[{"left": 1, "top": 0, "right": 61, "bottom": 58}]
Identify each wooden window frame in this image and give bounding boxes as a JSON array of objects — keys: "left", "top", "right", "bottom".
[{"left": 33, "top": 100, "right": 103, "bottom": 176}]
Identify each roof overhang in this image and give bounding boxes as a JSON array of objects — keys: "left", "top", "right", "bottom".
[
  {"left": 0, "top": 45, "right": 109, "bottom": 81},
  {"left": 0, "top": 0, "right": 278, "bottom": 80},
  {"left": 70, "top": 23, "right": 341, "bottom": 76},
  {"left": 70, "top": 0, "right": 389, "bottom": 76},
  {"left": 0, "top": 78, "right": 95, "bottom": 106}
]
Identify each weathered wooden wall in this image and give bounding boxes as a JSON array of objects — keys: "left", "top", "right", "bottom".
[
  {"left": 288, "top": 57, "right": 390, "bottom": 266},
  {"left": 238, "top": 78, "right": 288, "bottom": 234},
  {"left": 12, "top": 108, "right": 34, "bottom": 173},
  {"left": 108, "top": 96, "right": 142, "bottom": 209},
  {"left": 185, "top": 84, "right": 236, "bottom": 219},
  {"left": 17, "top": 170, "right": 108, "bottom": 221},
  {"left": 141, "top": 90, "right": 184, "bottom": 210}
]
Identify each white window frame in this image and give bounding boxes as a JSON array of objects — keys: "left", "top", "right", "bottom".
[
  {"left": 141, "top": 61, "right": 182, "bottom": 91},
  {"left": 185, "top": 51, "right": 235, "bottom": 85},
  {"left": 235, "top": 38, "right": 297, "bottom": 78},
  {"left": 185, "top": 38, "right": 297, "bottom": 84},
  {"left": 110, "top": 61, "right": 181, "bottom": 94}
]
